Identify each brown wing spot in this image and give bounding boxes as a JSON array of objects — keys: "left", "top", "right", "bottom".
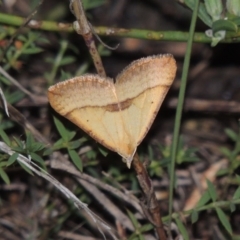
[{"left": 105, "top": 98, "right": 132, "bottom": 112}]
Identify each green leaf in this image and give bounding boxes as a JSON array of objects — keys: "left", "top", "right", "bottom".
[
  {"left": 204, "top": 0, "right": 223, "bottom": 21},
  {"left": 59, "top": 56, "right": 76, "bottom": 66},
  {"left": 98, "top": 145, "right": 108, "bottom": 157},
  {"left": 68, "top": 149, "right": 83, "bottom": 172},
  {"left": 225, "top": 128, "right": 238, "bottom": 141},
  {"left": 138, "top": 223, "right": 154, "bottom": 233},
  {"left": 11, "top": 146, "right": 22, "bottom": 153},
  {"left": 17, "top": 35, "right": 27, "bottom": 42},
  {"left": 175, "top": 218, "right": 189, "bottom": 240},
  {"left": 236, "top": 175, "right": 240, "bottom": 183},
  {"left": 60, "top": 70, "right": 72, "bottom": 80},
  {"left": 26, "top": 132, "right": 34, "bottom": 150},
  {"left": 180, "top": 156, "right": 199, "bottom": 163},
  {"left": 191, "top": 210, "right": 199, "bottom": 224},
  {"left": 82, "top": 0, "right": 106, "bottom": 10},
  {"left": 6, "top": 90, "right": 24, "bottom": 104},
  {"left": 68, "top": 139, "right": 83, "bottom": 150},
  {"left": 36, "top": 36, "right": 49, "bottom": 45},
  {"left": 67, "top": 131, "right": 77, "bottom": 141},
  {"left": 128, "top": 233, "right": 139, "bottom": 240},
  {"left": 139, "top": 234, "right": 144, "bottom": 240},
  {"left": 215, "top": 207, "right": 232, "bottom": 235},
  {"left": 6, "top": 46, "right": 14, "bottom": 61},
  {"left": 0, "top": 121, "right": 14, "bottom": 131},
  {"left": 148, "top": 145, "right": 154, "bottom": 161},
  {"left": 216, "top": 168, "right": 228, "bottom": 177},
  {"left": 0, "top": 75, "right": 11, "bottom": 85},
  {"left": 196, "top": 190, "right": 211, "bottom": 207},
  {"left": 0, "top": 161, "right": 8, "bottom": 167},
  {"left": 43, "top": 147, "right": 53, "bottom": 156},
  {"left": 232, "top": 17, "right": 240, "bottom": 25},
  {"left": 13, "top": 136, "right": 24, "bottom": 149},
  {"left": 126, "top": 209, "right": 139, "bottom": 229},
  {"left": 233, "top": 186, "right": 240, "bottom": 200},
  {"left": 0, "top": 128, "right": 11, "bottom": 146},
  {"left": 212, "top": 19, "right": 238, "bottom": 34},
  {"left": 230, "top": 202, "right": 236, "bottom": 212},
  {"left": 18, "top": 161, "right": 34, "bottom": 175},
  {"left": 45, "top": 57, "right": 55, "bottom": 64},
  {"left": 7, "top": 153, "right": 18, "bottom": 166},
  {"left": 30, "top": 142, "right": 45, "bottom": 152},
  {"left": 185, "top": 0, "right": 212, "bottom": 27},
  {"left": 220, "top": 147, "right": 232, "bottom": 158},
  {"left": 207, "top": 179, "right": 217, "bottom": 202},
  {"left": 21, "top": 47, "right": 43, "bottom": 54},
  {"left": 0, "top": 168, "right": 10, "bottom": 184},
  {"left": 53, "top": 138, "right": 66, "bottom": 150},
  {"left": 30, "top": 152, "right": 46, "bottom": 169},
  {"left": 53, "top": 116, "right": 70, "bottom": 141},
  {"left": 227, "top": 0, "right": 240, "bottom": 16},
  {"left": 86, "top": 149, "right": 97, "bottom": 160}
]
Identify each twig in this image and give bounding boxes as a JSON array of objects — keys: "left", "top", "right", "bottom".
[
  {"left": 79, "top": 178, "right": 134, "bottom": 231},
  {"left": 58, "top": 231, "right": 102, "bottom": 240},
  {"left": 70, "top": 0, "right": 106, "bottom": 76},
  {"left": 102, "top": 171, "right": 141, "bottom": 210},
  {"left": 2, "top": 13, "right": 240, "bottom": 43},
  {"left": 0, "top": 66, "right": 34, "bottom": 99},
  {"left": 51, "top": 157, "right": 143, "bottom": 215},
  {"left": 168, "top": 98, "right": 240, "bottom": 113},
  {"left": 0, "top": 99, "right": 48, "bottom": 144},
  {"left": 0, "top": 86, "right": 9, "bottom": 116},
  {"left": 132, "top": 153, "right": 166, "bottom": 240}
]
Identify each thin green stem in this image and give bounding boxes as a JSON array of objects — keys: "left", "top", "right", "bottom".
[
  {"left": 1, "top": 13, "right": 240, "bottom": 43},
  {"left": 163, "top": 197, "right": 240, "bottom": 222},
  {"left": 232, "top": 121, "right": 240, "bottom": 159},
  {"left": 168, "top": 0, "right": 200, "bottom": 225},
  {"left": 47, "top": 40, "right": 68, "bottom": 86}
]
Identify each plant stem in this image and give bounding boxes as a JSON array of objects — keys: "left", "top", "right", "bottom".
[
  {"left": 71, "top": 0, "right": 106, "bottom": 77},
  {"left": 163, "top": 198, "right": 240, "bottom": 222},
  {"left": 168, "top": 0, "right": 200, "bottom": 227},
  {"left": 132, "top": 153, "right": 166, "bottom": 240},
  {"left": 1, "top": 13, "right": 240, "bottom": 43}
]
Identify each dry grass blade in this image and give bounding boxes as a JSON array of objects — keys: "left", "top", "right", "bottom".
[{"left": 0, "top": 141, "right": 118, "bottom": 240}]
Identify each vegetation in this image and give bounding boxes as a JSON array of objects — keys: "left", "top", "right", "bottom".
[{"left": 1, "top": 0, "right": 240, "bottom": 239}]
